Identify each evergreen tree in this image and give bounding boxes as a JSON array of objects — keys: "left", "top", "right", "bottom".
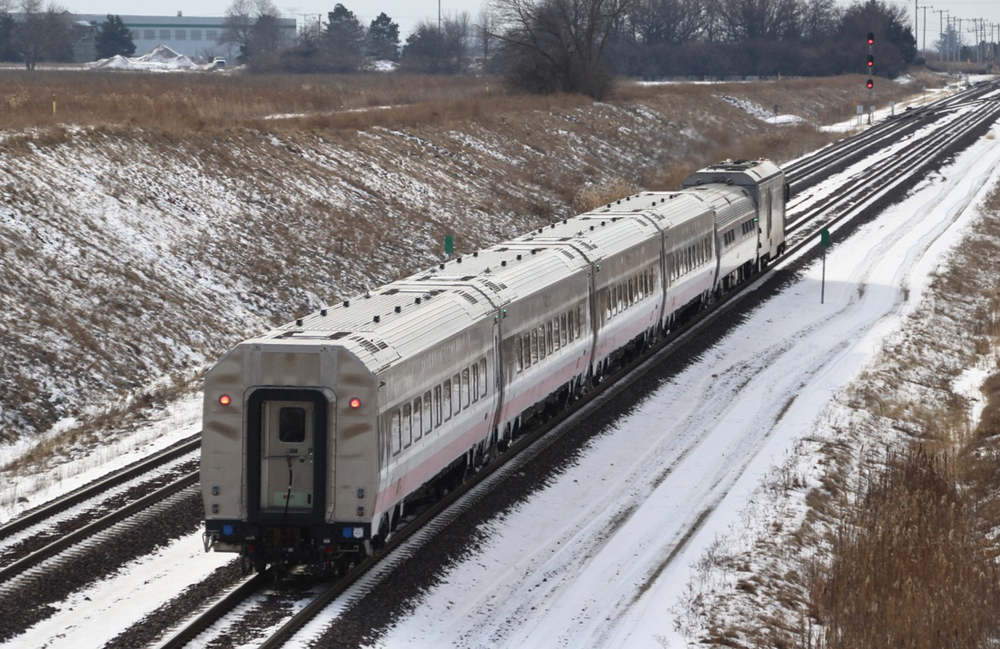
[
  {"left": 324, "top": 4, "right": 366, "bottom": 71},
  {"left": 368, "top": 12, "right": 399, "bottom": 61},
  {"left": 94, "top": 14, "right": 135, "bottom": 59}
]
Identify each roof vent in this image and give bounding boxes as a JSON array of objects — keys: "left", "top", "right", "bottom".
[
  {"left": 296, "top": 318, "right": 303, "bottom": 326},
  {"left": 320, "top": 308, "right": 328, "bottom": 316},
  {"left": 502, "top": 260, "right": 507, "bottom": 267},
  {"left": 517, "top": 254, "right": 522, "bottom": 260},
  {"left": 473, "top": 251, "right": 479, "bottom": 257},
  {"left": 373, "top": 315, "right": 380, "bottom": 323},
  {"left": 394, "top": 306, "right": 401, "bottom": 313},
  {"left": 415, "top": 297, "right": 422, "bottom": 304},
  {"left": 439, "top": 263, "right": 445, "bottom": 269},
  {"left": 343, "top": 300, "right": 350, "bottom": 307}
]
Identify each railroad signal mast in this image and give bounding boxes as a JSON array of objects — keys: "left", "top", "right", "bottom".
[{"left": 866, "top": 32, "right": 875, "bottom": 124}]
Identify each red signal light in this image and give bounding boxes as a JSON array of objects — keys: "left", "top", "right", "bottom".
[
  {"left": 349, "top": 398, "right": 362, "bottom": 409},
  {"left": 867, "top": 55, "right": 874, "bottom": 68},
  {"left": 866, "top": 79, "right": 874, "bottom": 89},
  {"left": 867, "top": 32, "right": 875, "bottom": 45},
  {"left": 219, "top": 394, "right": 232, "bottom": 406}
]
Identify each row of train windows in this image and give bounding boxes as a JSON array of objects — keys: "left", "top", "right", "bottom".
[
  {"left": 723, "top": 221, "right": 756, "bottom": 247},
  {"left": 514, "top": 306, "right": 584, "bottom": 373},
  {"left": 606, "top": 268, "right": 657, "bottom": 320},
  {"left": 390, "top": 359, "right": 488, "bottom": 456},
  {"left": 670, "top": 236, "right": 713, "bottom": 280}
]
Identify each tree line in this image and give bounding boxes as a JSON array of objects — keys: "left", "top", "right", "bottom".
[
  {"left": 234, "top": 0, "right": 918, "bottom": 98},
  {"left": 0, "top": 0, "right": 918, "bottom": 101}
]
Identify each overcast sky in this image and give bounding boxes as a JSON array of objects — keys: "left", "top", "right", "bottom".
[{"left": 62, "top": 0, "right": 1000, "bottom": 46}]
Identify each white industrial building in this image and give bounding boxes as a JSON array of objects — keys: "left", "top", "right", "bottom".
[{"left": 73, "top": 13, "right": 297, "bottom": 62}]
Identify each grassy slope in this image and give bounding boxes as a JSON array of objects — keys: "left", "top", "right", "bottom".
[{"left": 0, "top": 71, "right": 937, "bottom": 454}]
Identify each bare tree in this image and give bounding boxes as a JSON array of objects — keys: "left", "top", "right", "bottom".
[
  {"left": 491, "top": 0, "right": 631, "bottom": 98},
  {"left": 715, "top": 0, "right": 801, "bottom": 42},
  {"left": 15, "top": 0, "right": 43, "bottom": 69},
  {"left": 220, "top": 0, "right": 280, "bottom": 61},
  {"left": 476, "top": 7, "right": 497, "bottom": 66}
]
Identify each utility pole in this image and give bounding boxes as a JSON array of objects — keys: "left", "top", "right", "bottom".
[
  {"left": 438, "top": 0, "right": 441, "bottom": 31},
  {"left": 933, "top": 9, "right": 948, "bottom": 60},
  {"left": 921, "top": 4, "right": 932, "bottom": 52}
]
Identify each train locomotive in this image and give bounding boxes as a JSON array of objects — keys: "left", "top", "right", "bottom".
[{"left": 201, "top": 159, "right": 787, "bottom": 572}]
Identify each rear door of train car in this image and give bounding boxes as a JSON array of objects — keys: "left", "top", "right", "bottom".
[{"left": 248, "top": 389, "right": 329, "bottom": 524}]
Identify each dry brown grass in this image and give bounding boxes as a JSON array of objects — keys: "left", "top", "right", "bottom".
[
  {"left": 807, "top": 185, "right": 1000, "bottom": 649},
  {"left": 813, "top": 447, "right": 1000, "bottom": 649}
]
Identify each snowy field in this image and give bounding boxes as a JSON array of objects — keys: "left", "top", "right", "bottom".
[{"left": 2, "top": 81, "right": 999, "bottom": 647}]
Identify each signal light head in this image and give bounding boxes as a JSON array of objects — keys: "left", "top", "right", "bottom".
[
  {"left": 867, "top": 55, "right": 874, "bottom": 67},
  {"left": 867, "top": 32, "right": 875, "bottom": 45},
  {"left": 349, "top": 398, "right": 362, "bottom": 409},
  {"left": 866, "top": 79, "right": 874, "bottom": 89},
  {"left": 219, "top": 394, "right": 231, "bottom": 406}
]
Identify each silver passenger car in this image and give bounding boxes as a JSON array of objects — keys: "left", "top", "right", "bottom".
[{"left": 201, "top": 159, "right": 787, "bottom": 570}]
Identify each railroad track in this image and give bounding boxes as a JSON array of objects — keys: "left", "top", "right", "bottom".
[
  {"left": 152, "top": 78, "right": 1000, "bottom": 648},
  {"left": 783, "top": 80, "right": 999, "bottom": 196},
  {"left": 0, "top": 432, "right": 200, "bottom": 544},
  {"left": 0, "top": 434, "right": 202, "bottom": 641}
]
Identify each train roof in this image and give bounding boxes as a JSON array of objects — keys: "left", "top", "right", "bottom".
[
  {"left": 244, "top": 169, "right": 773, "bottom": 373},
  {"left": 681, "top": 158, "right": 783, "bottom": 188}
]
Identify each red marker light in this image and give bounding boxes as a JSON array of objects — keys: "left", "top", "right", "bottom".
[
  {"left": 349, "top": 398, "right": 362, "bottom": 409},
  {"left": 219, "top": 394, "right": 232, "bottom": 406}
]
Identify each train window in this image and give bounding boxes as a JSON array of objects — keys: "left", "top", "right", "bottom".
[
  {"left": 629, "top": 277, "right": 636, "bottom": 304},
  {"left": 546, "top": 322, "right": 554, "bottom": 355},
  {"left": 452, "top": 374, "right": 461, "bottom": 413},
  {"left": 472, "top": 364, "right": 479, "bottom": 402},
  {"left": 514, "top": 337, "right": 523, "bottom": 373},
  {"left": 553, "top": 318, "right": 561, "bottom": 351},
  {"left": 537, "top": 325, "right": 546, "bottom": 360},
  {"left": 422, "top": 392, "right": 431, "bottom": 435},
  {"left": 442, "top": 381, "right": 452, "bottom": 421},
  {"left": 278, "top": 407, "right": 307, "bottom": 443},
  {"left": 403, "top": 403, "right": 412, "bottom": 448},
  {"left": 522, "top": 333, "right": 531, "bottom": 369},
  {"left": 434, "top": 386, "right": 442, "bottom": 427},
  {"left": 574, "top": 306, "right": 582, "bottom": 339},
  {"left": 413, "top": 398, "right": 423, "bottom": 440},
  {"left": 479, "top": 359, "right": 487, "bottom": 397},
  {"left": 462, "top": 368, "right": 471, "bottom": 409},
  {"left": 530, "top": 329, "right": 539, "bottom": 364},
  {"left": 560, "top": 314, "right": 568, "bottom": 346},
  {"left": 606, "top": 292, "right": 613, "bottom": 319},
  {"left": 390, "top": 410, "right": 401, "bottom": 455}
]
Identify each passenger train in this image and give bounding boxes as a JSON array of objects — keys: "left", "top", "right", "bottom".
[{"left": 201, "top": 159, "right": 788, "bottom": 571}]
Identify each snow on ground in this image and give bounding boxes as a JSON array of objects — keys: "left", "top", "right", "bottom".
[
  {"left": 358, "top": 122, "right": 1000, "bottom": 648},
  {"left": 88, "top": 45, "right": 206, "bottom": 72},
  {"left": 14, "top": 529, "right": 231, "bottom": 648},
  {"left": 0, "top": 393, "right": 201, "bottom": 523}
]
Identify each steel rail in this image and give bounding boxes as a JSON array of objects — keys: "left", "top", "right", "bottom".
[
  {"left": 0, "top": 470, "right": 199, "bottom": 585},
  {"left": 0, "top": 433, "right": 201, "bottom": 542}
]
